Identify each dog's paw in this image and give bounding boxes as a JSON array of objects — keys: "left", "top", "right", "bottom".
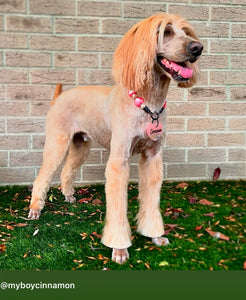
[
  {"left": 65, "top": 195, "right": 76, "bottom": 203},
  {"left": 112, "top": 248, "right": 129, "bottom": 264},
  {"left": 152, "top": 236, "right": 170, "bottom": 246},
  {"left": 28, "top": 209, "right": 41, "bottom": 220}
]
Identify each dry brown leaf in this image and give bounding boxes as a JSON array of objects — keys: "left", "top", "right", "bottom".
[
  {"left": 205, "top": 229, "right": 229, "bottom": 241},
  {"left": 198, "top": 199, "right": 214, "bottom": 206},
  {"left": 176, "top": 182, "right": 188, "bottom": 189},
  {"left": 0, "top": 244, "right": 6, "bottom": 253},
  {"left": 16, "top": 223, "right": 28, "bottom": 227},
  {"left": 243, "top": 261, "right": 246, "bottom": 270},
  {"left": 92, "top": 199, "right": 102, "bottom": 205},
  {"left": 6, "top": 225, "right": 15, "bottom": 230},
  {"left": 145, "top": 262, "right": 151, "bottom": 269}
]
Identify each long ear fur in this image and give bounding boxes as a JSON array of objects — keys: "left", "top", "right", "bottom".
[{"left": 112, "top": 14, "right": 172, "bottom": 91}]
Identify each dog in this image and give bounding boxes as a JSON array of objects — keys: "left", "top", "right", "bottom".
[{"left": 28, "top": 13, "right": 203, "bottom": 264}]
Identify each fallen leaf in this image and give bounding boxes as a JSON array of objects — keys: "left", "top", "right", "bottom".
[
  {"left": 23, "top": 250, "right": 31, "bottom": 258},
  {"left": 91, "top": 232, "right": 102, "bottom": 239},
  {"left": 205, "top": 229, "right": 229, "bottom": 241},
  {"left": 78, "top": 188, "right": 89, "bottom": 195},
  {"left": 145, "top": 262, "right": 151, "bottom": 269},
  {"left": 176, "top": 182, "right": 188, "bottom": 190},
  {"left": 0, "top": 244, "right": 6, "bottom": 253},
  {"left": 243, "top": 261, "right": 246, "bottom": 270},
  {"left": 78, "top": 197, "right": 92, "bottom": 203},
  {"left": 16, "top": 223, "right": 28, "bottom": 227},
  {"left": 199, "top": 247, "right": 207, "bottom": 251},
  {"left": 189, "top": 197, "right": 198, "bottom": 204},
  {"left": 195, "top": 225, "right": 203, "bottom": 231},
  {"left": 203, "top": 212, "right": 214, "bottom": 217},
  {"left": 198, "top": 199, "right": 214, "bottom": 206},
  {"left": 92, "top": 199, "right": 102, "bottom": 205},
  {"left": 213, "top": 167, "right": 221, "bottom": 181},
  {"left": 33, "top": 229, "right": 39, "bottom": 236},
  {"left": 159, "top": 261, "right": 169, "bottom": 267},
  {"left": 6, "top": 225, "right": 15, "bottom": 230}
]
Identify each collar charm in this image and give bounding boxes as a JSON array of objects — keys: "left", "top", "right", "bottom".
[{"left": 128, "top": 90, "right": 167, "bottom": 141}]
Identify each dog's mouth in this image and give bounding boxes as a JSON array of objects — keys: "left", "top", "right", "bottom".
[{"left": 157, "top": 56, "right": 193, "bottom": 82}]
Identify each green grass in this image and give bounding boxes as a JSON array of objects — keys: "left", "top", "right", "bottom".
[{"left": 0, "top": 181, "right": 245, "bottom": 270}]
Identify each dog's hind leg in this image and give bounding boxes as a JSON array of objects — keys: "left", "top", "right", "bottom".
[
  {"left": 136, "top": 147, "right": 167, "bottom": 243},
  {"left": 61, "top": 132, "right": 92, "bottom": 203},
  {"left": 28, "top": 130, "right": 71, "bottom": 220}
]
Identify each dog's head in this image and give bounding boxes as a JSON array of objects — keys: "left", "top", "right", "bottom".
[{"left": 113, "top": 13, "right": 203, "bottom": 91}]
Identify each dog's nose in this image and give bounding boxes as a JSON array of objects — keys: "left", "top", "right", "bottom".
[{"left": 187, "top": 41, "right": 203, "bottom": 57}]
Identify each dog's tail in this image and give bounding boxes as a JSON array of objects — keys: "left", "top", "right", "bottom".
[{"left": 50, "top": 83, "right": 62, "bottom": 106}]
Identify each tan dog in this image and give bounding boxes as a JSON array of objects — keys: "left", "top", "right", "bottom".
[{"left": 28, "top": 13, "right": 203, "bottom": 264}]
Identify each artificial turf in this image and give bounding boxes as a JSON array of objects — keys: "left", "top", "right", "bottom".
[{"left": 0, "top": 181, "right": 245, "bottom": 270}]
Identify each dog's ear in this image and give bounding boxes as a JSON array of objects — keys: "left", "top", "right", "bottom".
[
  {"left": 113, "top": 15, "right": 167, "bottom": 91},
  {"left": 177, "top": 25, "right": 201, "bottom": 88}
]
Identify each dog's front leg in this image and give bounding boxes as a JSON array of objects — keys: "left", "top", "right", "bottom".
[
  {"left": 101, "top": 151, "right": 131, "bottom": 264},
  {"left": 137, "top": 148, "right": 169, "bottom": 246}
]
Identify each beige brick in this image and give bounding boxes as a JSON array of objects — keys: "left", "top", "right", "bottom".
[
  {"left": 86, "top": 150, "right": 101, "bottom": 164},
  {"left": 0, "top": 168, "right": 35, "bottom": 184},
  {"left": 166, "top": 88, "right": 185, "bottom": 102},
  {"left": 163, "top": 149, "right": 185, "bottom": 163},
  {"left": 6, "top": 16, "right": 52, "bottom": 33},
  {"left": 7, "top": 118, "right": 45, "bottom": 133},
  {"left": 55, "top": 18, "right": 99, "bottom": 34},
  {"left": 231, "top": 55, "right": 246, "bottom": 69},
  {"left": 231, "top": 24, "right": 246, "bottom": 38},
  {"left": 0, "top": 101, "right": 29, "bottom": 117},
  {"left": 232, "top": 0, "right": 246, "bottom": 3},
  {"left": 130, "top": 164, "right": 138, "bottom": 181},
  {"left": 0, "top": 69, "right": 28, "bottom": 84},
  {"left": 78, "top": 69, "right": 114, "bottom": 85},
  {"left": 0, "top": 135, "right": 29, "bottom": 150},
  {"left": 102, "top": 19, "right": 137, "bottom": 35},
  {"left": 207, "top": 163, "right": 245, "bottom": 179},
  {"left": 5, "top": 85, "right": 54, "bottom": 101},
  {"left": 0, "top": 0, "right": 26, "bottom": 13},
  {"left": 169, "top": 5, "right": 209, "bottom": 20},
  {"left": 0, "top": 52, "right": 2, "bottom": 66},
  {"left": 212, "top": 7, "right": 246, "bottom": 22},
  {"left": 167, "top": 164, "right": 206, "bottom": 179},
  {"left": 229, "top": 149, "right": 246, "bottom": 162},
  {"left": 211, "top": 71, "right": 246, "bottom": 85},
  {"left": 167, "top": 102, "right": 206, "bottom": 116},
  {"left": 124, "top": 3, "right": 166, "bottom": 18},
  {"left": 187, "top": 118, "right": 225, "bottom": 131},
  {"left": 0, "top": 33, "right": 27, "bottom": 49},
  {"left": 29, "top": 0, "right": 75, "bottom": 15},
  {"left": 0, "top": 152, "right": 7, "bottom": 167},
  {"left": 166, "top": 117, "right": 185, "bottom": 132},
  {"left": 30, "top": 35, "right": 75, "bottom": 51},
  {"left": 83, "top": 165, "right": 105, "bottom": 181},
  {"left": 10, "top": 151, "right": 42, "bottom": 166},
  {"left": 229, "top": 118, "right": 246, "bottom": 131},
  {"left": 54, "top": 53, "right": 98, "bottom": 68},
  {"left": 230, "top": 87, "right": 246, "bottom": 101},
  {"left": 192, "top": 0, "right": 230, "bottom": 3},
  {"left": 0, "top": 119, "right": 5, "bottom": 133},
  {"left": 196, "top": 70, "right": 208, "bottom": 85},
  {"left": 0, "top": 84, "right": 3, "bottom": 100},
  {"left": 209, "top": 103, "right": 246, "bottom": 116},
  {"left": 188, "top": 149, "right": 226, "bottom": 162},
  {"left": 192, "top": 22, "right": 229, "bottom": 38},
  {"left": 199, "top": 55, "right": 229, "bottom": 70},
  {"left": 210, "top": 40, "right": 246, "bottom": 54},
  {"left": 78, "top": 36, "right": 121, "bottom": 52},
  {"left": 100, "top": 53, "right": 113, "bottom": 69},
  {"left": 78, "top": 1, "right": 121, "bottom": 17},
  {"left": 31, "top": 102, "right": 50, "bottom": 117},
  {"left": 208, "top": 133, "right": 245, "bottom": 147},
  {"left": 166, "top": 133, "right": 205, "bottom": 147},
  {"left": 32, "top": 135, "right": 45, "bottom": 149},
  {"left": 31, "top": 69, "right": 75, "bottom": 85},
  {"left": 5, "top": 51, "right": 51, "bottom": 67},
  {"left": 0, "top": 15, "right": 3, "bottom": 31},
  {"left": 188, "top": 87, "right": 226, "bottom": 101}
]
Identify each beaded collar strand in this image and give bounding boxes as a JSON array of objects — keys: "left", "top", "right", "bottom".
[{"left": 128, "top": 90, "right": 167, "bottom": 126}]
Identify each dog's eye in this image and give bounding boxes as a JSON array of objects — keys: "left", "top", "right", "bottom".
[
  {"left": 182, "top": 27, "right": 192, "bottom": 37},
  {"left": 164, "top": 25, "right": 173, "bottom": 37}
]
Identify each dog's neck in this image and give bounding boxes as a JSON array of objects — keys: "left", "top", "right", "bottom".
[{"left": 140, "top": 76, "right": 171, "bottom": 109}]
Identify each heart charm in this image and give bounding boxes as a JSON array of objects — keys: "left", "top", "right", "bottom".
[
  {"left": 146, "top": 122, "right": 163, "bottom": 141},
  {"left": 134, "top": 97, "right": 144, "bottom": 107}
]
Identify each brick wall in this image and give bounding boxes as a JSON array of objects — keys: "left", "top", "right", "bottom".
[{"left": 0, "top": 0, "right": 245, "bottom": 185}]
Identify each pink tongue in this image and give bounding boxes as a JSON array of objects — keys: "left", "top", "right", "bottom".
[{"left": 162, "top": 59, "right": 193, "bottom": 79}]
